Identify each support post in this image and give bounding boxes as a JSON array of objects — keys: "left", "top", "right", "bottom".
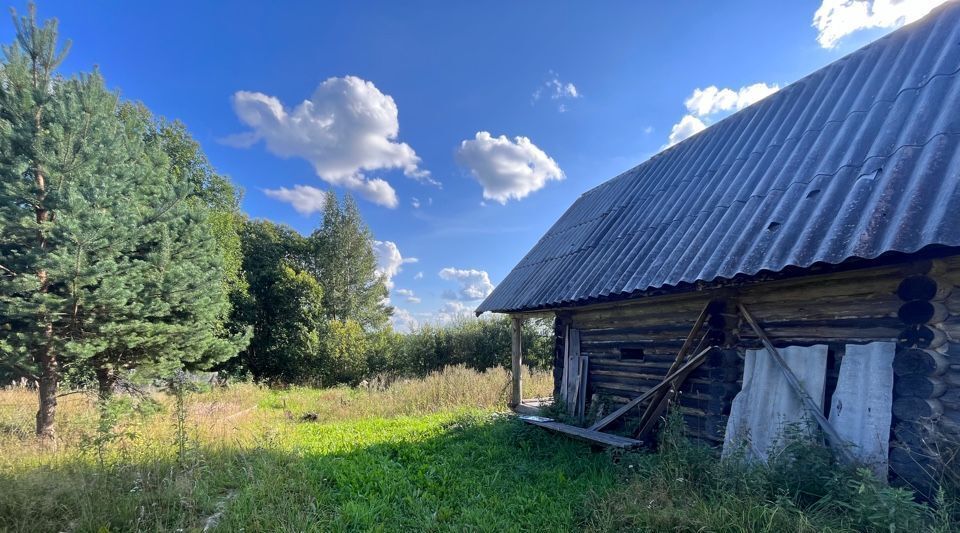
[{"left": 510, "top": 316, "right": 524, "bottom": 408}]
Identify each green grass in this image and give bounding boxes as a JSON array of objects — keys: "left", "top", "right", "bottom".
[
  {"left": 218, "top": 412, "right": 616, "bottom": 531},
  {"left": 1, "top": 366, "right": 958, "bottom": 532}
]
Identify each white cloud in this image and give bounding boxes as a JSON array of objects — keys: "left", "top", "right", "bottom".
[
  {"left": 533, "top": 71, "right": 581, "bottom": 112},
  {"left": 435, "top": 301, "right": 474, "bottom": 323},
  {"left": 391, "top": 307, "right": 420, "bottom": 332},
  {"left": 262, "top": 185, "right": 327, "bottom": 215},
  {"left": 414, "top": 272, "right": 424, "bottom": 280},
  {"left": 456, "top": 132, "right": 564, "bottom": 203},
  {"left": 373, "top": 240, "right": 417, "bottom": 290},
  {"left": 667, "top": 115, "right": 707, "bottom": 147},
  {"left": 411, "top": 197, "right": 421, "bottom": 209},
  {"left": 226, "top": 76, "right": 437, "bottom": 208},
  {"left": 438, "top": 267, "right": 495, "bottom": 300},
  {"left": 813, "top": 0, "right": 948, "bottom": 48},
  {"left": 395, "top": 288, "right": 421, "bottom": 304},
  {"left": 666, "top": 83, "right": 779, "bottom": 147},
  {"left": 684, "top": 83, "right": 779, "bottom": 117}
]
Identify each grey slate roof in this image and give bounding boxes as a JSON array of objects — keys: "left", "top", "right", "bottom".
[{"left": 477, "top": 2, "right": 960, "bottom": 314}]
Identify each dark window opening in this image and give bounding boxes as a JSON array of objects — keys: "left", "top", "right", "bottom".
[
  {"left": 620, "top": 347, "right": 646, "bottom": 360},
  {"left": 822, "top": 346, "right": 842, "bottom": 419}
]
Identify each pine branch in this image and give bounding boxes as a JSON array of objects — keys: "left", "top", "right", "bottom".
[
  {"left": 0, "top": 263, "right": 16, "bottom": 277},
  {"left": 0, "top": 360, "right": 39, "bottom": 382}
]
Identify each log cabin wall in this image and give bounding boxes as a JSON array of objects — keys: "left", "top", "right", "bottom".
[{"left": 551, "top": 256, "right": 960, "bottom": 472}]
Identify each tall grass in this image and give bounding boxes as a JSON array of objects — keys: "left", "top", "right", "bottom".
[
  {"left": 2, "top": 368, "right": 957, "bottom": 531},
  {"left": 0, "top": 365, "right": 561, "bottom": 531}
]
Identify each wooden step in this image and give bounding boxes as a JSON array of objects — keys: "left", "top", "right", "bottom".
[{"left": 518, "top": 415, "right": 642, "bottom": 448}]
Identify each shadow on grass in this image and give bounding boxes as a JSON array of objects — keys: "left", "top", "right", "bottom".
[{"left": 0, "top": 413, "right": 618, "bottom": 532}]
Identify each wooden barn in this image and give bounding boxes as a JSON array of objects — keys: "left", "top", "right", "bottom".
[{"left": 476, "top": 3, "right": 960, "bottom": 492}]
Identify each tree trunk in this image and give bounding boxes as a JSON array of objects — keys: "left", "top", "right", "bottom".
[
  {"left": 35, "top": 329, "right": 57, "bottom": 440},
  {"left": 95, "top": 365, "right": 115, "bottom": 401}
]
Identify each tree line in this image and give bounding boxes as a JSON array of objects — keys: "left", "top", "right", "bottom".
[{"left": 0, "top": 5, "right": 551, "bottom": 438}]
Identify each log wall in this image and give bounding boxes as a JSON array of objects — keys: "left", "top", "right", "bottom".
[{"left": 550, "top": 256, "right": 960, "bottom": 481}]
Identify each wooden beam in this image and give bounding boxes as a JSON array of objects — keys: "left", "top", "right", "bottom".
[
  {"left": 520, "top": 416, "right": 642, "bottom": 448},
  {"left": 635, "top": 335, "right": 709, "bottom": 440},
  {"left": 589, "top": 346, "right": 713, "bottom": 431},
  {"left": 737, "top": 303, "right": 855, "bottom": 464},
  {"left": 510, "top": 316, "right": 523, "bottom": 408},
  {"left": 634, "top": 301, "right": 712, "bottom": 433}
]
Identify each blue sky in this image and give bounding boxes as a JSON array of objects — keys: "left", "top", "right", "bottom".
[{"left": 2, "top": 0, "right": 947, "bottom": 329}]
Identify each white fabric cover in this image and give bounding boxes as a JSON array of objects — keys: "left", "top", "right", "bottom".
[
  {"left": 829, "top": 342, "right": 895, "bottom": 479},
  {"left": 723, "top": 345, "right": 828, "bottom": 461}
]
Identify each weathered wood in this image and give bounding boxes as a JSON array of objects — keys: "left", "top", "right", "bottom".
[
  {"left": 897, "top": 300, "right": 948, "bottom": 325},
  {"left": 897, "top": 275, "right": 939, "bottom": 301},
  {"left": 518, "top": 416, "right": 642, "bottom": 448},
  {"left": 938, "top": 388, "right": 960, "bottom": 411},
  {"left": 750, "top": 326, "right": 901, "bottom": 340},
  {"left": 893, "top": 348, "right": 949, "bottom": 377},
  {"left": 945, "top": 290, "right": 960, "bottom": 314},
  {"left": 738, "top": 303, "right": 856, "bottom": 464},
  {"left": 559, "top": 324, "right": 570, "bottom": 401},
  {"left": 898, "top": 325, "right": 948, "bottom": 349},
  {"left": 589, "top": 346, "right": 712, "bottom": 432},
  {"left": 565, "top": 329, "right": 582, "bottom": 413},
  {"left": 892, "top": 397, "right": 944, "bottom": 420},
  {"left": 635, "top": 302, "right": 713, "bottom": 435},
  {"left": 937, "top": 321, "right": 960, "bottom": 341},
  {"left": 946, "top": 371, "right": 960, "bottom": 388},
  {"left": 940, "top": 408, "right": 960, "bottom": 436},
  {"left": 636, "top": 336, "right": 710, "bottom": 441},
  {"left": 510, "top": 316, "right": 523, "bottom": 408},
  {"left": 894, "top": 374, "right": 947, "bottom": 398},
  {"left": 707, "top": 312, "right": 738, "bottom": 329},
  {"left": 889, "top": 446, "right": 938, "bottom": 495},
  {"left": 576, "top": 356, "right": 588, "bottom": 419}
]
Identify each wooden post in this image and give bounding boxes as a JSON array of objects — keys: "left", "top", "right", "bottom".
[{"left": 510, "top": 316, "right": 523, "bottom": 408}]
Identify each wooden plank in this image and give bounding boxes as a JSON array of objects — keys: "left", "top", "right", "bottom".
[
  {"left": 589, "top": 346, "right": 713, "bottom": 431},
  {"left": 577, "top": 357, "right": 588, "bottom": 420},
  {"left": 519, "top": 416, "right": 642, "bottom": 448},
  {"left": 737, "top": 303, "right": 855, "bottom": 464},
  {"left": 510, "top": 316, "right": 523, "bottom": 408},
  {"left": 560, "top": 324, "right": 570, "bottom": 401},
  {"left": 636, "top": 335, "right": 710, "bottom": 440},
  {"left": 565, "top": 329, "right": 581, "bottom": 413},
  {"left": 635, "top": 302, "right": 712, "bottom": 433}
]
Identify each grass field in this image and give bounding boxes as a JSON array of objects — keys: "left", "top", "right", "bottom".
[{"left": 1, "top": 365, "right": 957, "bottom": 532}]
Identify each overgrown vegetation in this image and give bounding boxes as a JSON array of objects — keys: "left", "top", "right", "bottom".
[
  {"left": 1, "top": 369, "right": 957, "bottom": 531},
  {"left": 585, "top": 413, "right": 958, "bottom": 532}
]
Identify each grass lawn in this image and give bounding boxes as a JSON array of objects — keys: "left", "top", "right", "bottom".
[
  {"left": 217, "top": 413, "right": 615, "bottom": 531},
  {"left": 1, "top": 366, "right": 957, "bottom": 532},
  {"left": 2, "top": 367, "right": 622, "bottom": 531}
]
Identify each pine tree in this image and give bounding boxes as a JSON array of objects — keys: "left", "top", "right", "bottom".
[
  {"left": 0, "top": 5, "right": 246, "bottom": 436},
  {"left": 309, "top": 192, "right": 391, "bottom": 329}
]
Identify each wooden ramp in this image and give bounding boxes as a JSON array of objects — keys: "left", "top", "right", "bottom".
[
  {"left": 513, "top": 397, "right": 553, "bottom": 416},
  {"left": 518, "top": 416, "right": 642, "bottom": 449}
]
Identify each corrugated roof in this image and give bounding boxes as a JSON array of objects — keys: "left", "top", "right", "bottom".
[{"left": 478, "top": 2, "right": 960, "bottom": 314}]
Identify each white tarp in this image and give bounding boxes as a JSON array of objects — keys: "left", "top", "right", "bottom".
[
  {"left": 829, "top": 342, "right": 895, "bottom": 478},
  {"left": 723, "top": 345, "right": 828, "bottom": 461}
]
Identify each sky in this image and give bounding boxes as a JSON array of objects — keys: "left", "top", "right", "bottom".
[{"left": 1, "top": 0, "right": 950, "bottom": 330}]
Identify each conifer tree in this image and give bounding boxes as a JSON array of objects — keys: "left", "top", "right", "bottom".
[
  {"left": 0, "top": 5, "right": 246, "bottom": 437},
  {"left": 309, "top": 192, "right": 391, "bottom": 329}
]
